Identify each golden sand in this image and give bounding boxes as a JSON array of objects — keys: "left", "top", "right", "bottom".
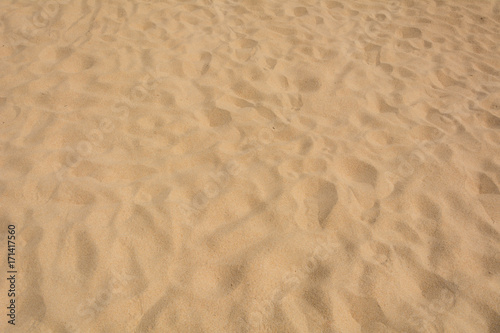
[{"left": 0, "top": 0, "right": 499, "bottom": 332}]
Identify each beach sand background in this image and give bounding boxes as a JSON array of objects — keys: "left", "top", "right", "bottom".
[{"left": 0, "top": 0, "right": 500, "bottom": 332}]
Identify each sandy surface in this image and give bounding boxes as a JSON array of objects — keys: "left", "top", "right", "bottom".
[{"left": 1, "top": 0, "right": 500, "bottom": 332}]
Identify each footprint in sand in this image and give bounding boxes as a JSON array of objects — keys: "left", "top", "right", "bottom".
[
  {"left": 337, "top": 157, "right": 378, "bottom": 187},
  {"left": 295, "top": 178, "right": 338, "bottom": 229}
]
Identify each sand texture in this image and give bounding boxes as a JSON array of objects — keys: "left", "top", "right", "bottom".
[{"left": 1, "top": 0, "right": 500, "bottom": 332}]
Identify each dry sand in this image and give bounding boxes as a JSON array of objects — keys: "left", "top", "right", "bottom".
[{"left": 1, "top": 0, "right": 500, "bottom": 332}]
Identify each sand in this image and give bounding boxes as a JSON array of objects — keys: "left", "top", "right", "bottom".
[{"left": 0, "top": 0, "right": 499, "bottom": 332}]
